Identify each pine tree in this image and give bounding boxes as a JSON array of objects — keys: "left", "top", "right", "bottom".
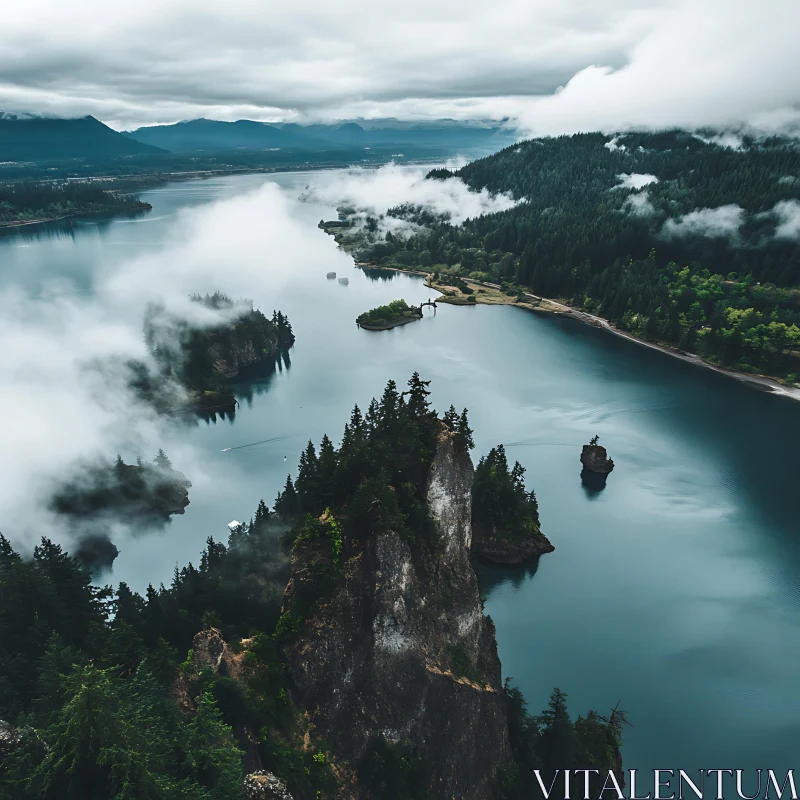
[
  {"left": 442, "top": 405, "right": 458, "bottom": 429},
  {"left": 183, "top": 691, "right": 244, "bottom": 800},
  {"left": 274, "top": 475, "right": 299, "bottom": 516},
  {"left": 350, "top": 404, "right": 365, "bottom": 437},
  {"left": 317, "top": 434, "right": 338, "bottom": 510},
  {"left": 365, "top": 398, "right": 381, "bottom": 434},
  {"left": 296, "top": 441, "right": 319, "bottom": 512},
  {"left": 528, "top": 488, "right": 540, "bottom": 525},
  {"left": 254, "top": 499, "right": 270, "bottom": 525},
  {"left": 378, "top": 379, "right": 401, "bottom": 426},
  {"left": 454, "top": 408, "right": 474, "bottom": 450},
  {"left": 536, "top": 687, "right": 575, "bottom": 773},
  {"left": 404, "top": 372, "right": 431, "bottom": 418},
  {"left": 154, "top": 449, "right": 173, "bottom": 470}
]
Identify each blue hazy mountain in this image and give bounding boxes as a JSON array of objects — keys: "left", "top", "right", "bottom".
[
  {"left": 0, "top": 115, "right": 166, "bottom": 161},
  {"left": 123, "top": 117, "right": 516, "bottom": 154}
]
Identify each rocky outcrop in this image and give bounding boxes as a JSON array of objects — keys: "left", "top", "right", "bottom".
[
  {"left": 580, "top": 442, "right": 615, "bottom": 474},
  {"left": 279, "top": 426, "right": 511, "bottom": 799},
  {"left": 174, "top": 627, "right": 248, "bottom": 712},
  {"left": 244, "top": 771, "right": 294, "bottom": 800},
  {"left": 472, "top": 524, "right": 554, "bottom": 564},
  {"left": 0, "top": 720, "right": 21, "bottom": 757},
  {"left": 175, "top": 629, "right": 264, "bottom": 774}
]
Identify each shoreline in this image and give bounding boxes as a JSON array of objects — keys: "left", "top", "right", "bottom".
[
  {"left": 3, "top": 157, "right": 449, "bottom": 192},
  {"left": 0, "top": 203, "right": 153, "bottom": 230},
  {"left": 353, "top": 263, "right": 800, "bottom": 402}
]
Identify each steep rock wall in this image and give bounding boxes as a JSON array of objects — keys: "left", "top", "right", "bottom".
[{"left": 280, "top": 427, "right": 511, "bottom": 799}]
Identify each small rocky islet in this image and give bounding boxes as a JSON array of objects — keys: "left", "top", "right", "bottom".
[{"left": 580, "top": 435, "right": 615, "bottom": 491}]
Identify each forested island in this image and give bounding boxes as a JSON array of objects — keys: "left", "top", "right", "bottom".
[
  {"left": 49, "top": 449, "right": 191, "bottom": 573},
  {"left": 52, "top": 449, "right": 191, "bottom": 523},
  {"left": 0, "top": 180, "right": 151, "bottom": 227},
  {"left": 139, "top": 293, "right": 295, "bottom": 415},
  {"left": 0, "top": 374, "right": 625, "bottom": 800},
  {"left": 331, "top": 131, "right": 800, "bottom": 383},
  {"left": 355, "top": 298, "right": 422, "bottom": 330}
]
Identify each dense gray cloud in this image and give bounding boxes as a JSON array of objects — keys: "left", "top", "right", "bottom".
[{"left": 1, "top": 0, "right": 797, "bottom": 133}]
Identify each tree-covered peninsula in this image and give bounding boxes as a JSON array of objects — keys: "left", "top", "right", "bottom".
[
  {"left": 341, "top": 131, "right": 800, "bottom": 381},
  {"left": 355, "top": 298, "right": 422, "bottom": 330},
  {"left": 471, "top": 444, "right": 554, "bottom": 562},
  {"left": 0, "top": 374, "right": 624, "bottom": 799},
  {"left": 0, "top": 180, "right": 151, "bottom": 227}
]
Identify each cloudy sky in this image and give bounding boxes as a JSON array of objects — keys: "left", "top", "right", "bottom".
[{"left": 1, "top": 0, "right": 799, "bottom": 133}]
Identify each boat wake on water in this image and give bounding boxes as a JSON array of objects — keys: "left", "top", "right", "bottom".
[{"left": 221, "top": 433, "right": 296, "bottom": 452}]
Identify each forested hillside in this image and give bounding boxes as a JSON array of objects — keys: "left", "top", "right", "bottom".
[
  {"left": 359, "top": 132, "right": 800, "bottom": 379},
  {"left": 0, "top": 181, "right": 150, "bottom": 226}
]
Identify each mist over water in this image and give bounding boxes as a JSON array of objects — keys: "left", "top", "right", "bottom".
[{"left": 1, "top": 170, "right": 799, "bottom": 783}]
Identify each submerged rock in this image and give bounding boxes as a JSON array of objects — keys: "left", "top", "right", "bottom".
[{"left": 279, "top": 425, "right": 511, "bottom": 799}]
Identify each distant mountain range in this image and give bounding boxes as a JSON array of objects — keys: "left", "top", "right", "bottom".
[
  {"left": 0, "top": 115, "right": 165, "bottom": 161},
  {"left": 0, "top": 113, "right": 517, "bottom": 175},
  {"left": 123, "top": 118, "right": 516, "bottom": 154}
]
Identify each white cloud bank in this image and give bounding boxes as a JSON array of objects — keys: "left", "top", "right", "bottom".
[
  {"left": 614, "top": 173, "right": 659, "bottom": 190},
  {"left": 0, "top": 182, "right": 340, "bottom": 551},
  {"left": 661, "top": 204, "right": 745, "bottom": 240},
  {"left": 305, "top": 162, "right": 518, "bottom": 224},
  {"left": 624, "top": 192, "right": 656, "bottom": 216},
  {"left": 772, "top": 199, "right": 800, "bottom": 241},
  {"left": 516, "top": 0, "right": 800, "bottom": 137},
  {"left": 0, "top": 0, "right": 798, "bottom": 135},
  {"left": 0, "top": 168, "right": 515, "bottom": 551}
]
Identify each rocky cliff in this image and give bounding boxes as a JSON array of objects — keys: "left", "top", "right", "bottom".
[
  {"left": 472, "top": 523, "right": 554, "bottom": 564},
  {"left": 580, "top": 442, "right": 614, "bottom": 474},
  {"left": 279, "top": 426, "right": 511, "bottom": 798}
]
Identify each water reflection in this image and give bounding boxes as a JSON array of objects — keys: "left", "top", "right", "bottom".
[
  {"left": 0, "top": 217, "right": 77, "bottom": 242},
  {"left": 361, "top": 266, "right": 399, "bottom": 281},
  {"left": 474, "top": 556, "right": 542, "bottom": 595},
  {"left": 0, "top": 209, "right": 151, "bottom": 243},
  {"left": 580, "top": 468, "right": 608, "bottom": 496},
  {"left": 234, "top": 352, "right": 290, "bottom": 410}
]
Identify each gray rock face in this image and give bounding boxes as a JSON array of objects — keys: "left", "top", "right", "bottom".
[
  {"left": 580, "top": 443, "right": 615, "bottom": 474},
  {"left": 472, "top": 525, "right": 555, "bottom": 563},
  {"left": 244, "top": 771, "right": 294, "bottom": 800},
  {"left": 0, "top": 720, "right": 21, "bottom": 757},
  {"left": 280, "top": 426, "right": 511, "bottom": 799}
]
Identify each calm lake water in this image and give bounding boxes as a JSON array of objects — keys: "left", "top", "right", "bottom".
[{"left": 3, "top": 171, "right": 799, "bottom": 784}]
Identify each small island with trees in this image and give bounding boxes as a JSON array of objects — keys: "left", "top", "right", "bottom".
[
  {"left": 356, "top": 298, "right": 423, "bottom": 330},
  {"left": 140, "top": 292, "right": 295, "bottom": 416}
]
